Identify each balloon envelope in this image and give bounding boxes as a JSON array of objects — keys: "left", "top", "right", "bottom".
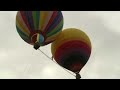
[
  {"left": 51, "top": 28, "right": 92, "bottom": 73},
  {"left": 16, "top": 11, "right": 64, "bottom": 47}
]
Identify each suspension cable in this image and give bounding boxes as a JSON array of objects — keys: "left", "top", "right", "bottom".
[{"left": 38, "top": 49, "right": 76, "bottom": 77}]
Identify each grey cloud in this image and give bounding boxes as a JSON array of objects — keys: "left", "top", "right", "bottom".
[{"left": 0, "top": 11, "right": 120, "bottom": 79}]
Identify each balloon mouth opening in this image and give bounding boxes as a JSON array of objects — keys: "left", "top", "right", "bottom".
[
  {"left": 31, "top": 33, "right": 45, "bottom": 50},
  {"left": 67, "top": 63, "right": 83, "bottom": 73}
]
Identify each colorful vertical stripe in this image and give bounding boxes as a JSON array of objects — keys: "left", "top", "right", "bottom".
[{"left": 16, "top": 11, "right": 64, "bottom": 46}]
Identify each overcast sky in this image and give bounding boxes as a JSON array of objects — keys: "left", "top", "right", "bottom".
[{"left": 0, "top": 11, "right": 120, "bottom": 79}]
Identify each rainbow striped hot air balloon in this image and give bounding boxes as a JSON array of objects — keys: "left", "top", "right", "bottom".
[
  {"left": 51, "top": 28, "right": 92, "bottom": 74},
  {"left": 16, "top": 11, "right": 64, "bottom": 49}
]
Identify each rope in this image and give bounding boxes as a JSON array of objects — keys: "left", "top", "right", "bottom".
[{"left": 38, "top": 49, "right": 76, "bottom": 77}]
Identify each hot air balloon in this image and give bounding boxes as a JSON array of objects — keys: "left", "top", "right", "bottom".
[
  {"left": 16, "top": 11, "right": 64, "bottom": 50},
  {"left": 51, "top": 28, "right": 92, "bottom": 79}
]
